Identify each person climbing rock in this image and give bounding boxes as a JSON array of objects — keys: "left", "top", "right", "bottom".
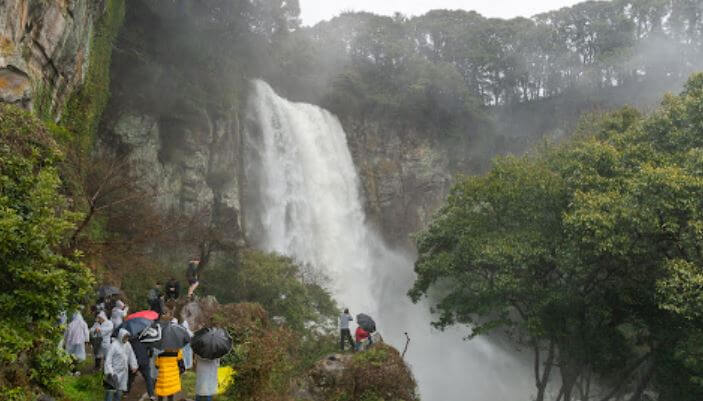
[
  {"left": 186, "top": 257, "right": 200, "bottom": 299},
  {"left": 339, "top": 308, "right": 354, "bottom": 351},
  {"left": 104, "top": 329, "right": 138, "bottom": 401}
]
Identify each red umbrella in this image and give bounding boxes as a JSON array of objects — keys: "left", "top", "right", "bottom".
[{"left": 126, "top": 310, "right": 159, "bottom": 321}]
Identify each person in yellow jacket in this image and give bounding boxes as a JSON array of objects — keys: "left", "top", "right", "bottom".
[{"left": 155, "top": 349, "right": 182, "bottom": 401}]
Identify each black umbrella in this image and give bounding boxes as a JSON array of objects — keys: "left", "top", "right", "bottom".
[
  {"left": 97, "top": 285, "right": 121, "bottom": 299},
  {"left": 191, "top": 327, "right": 232, "bottom": 359},
  {"left": 112, "top": 317, "right": 152, "bottom": 338},
  {"left": 158, "top": 321, "right": 191, "bottom": 350},
  {"left": 356, "top": 313, "right": 376, "bottom": 332}
]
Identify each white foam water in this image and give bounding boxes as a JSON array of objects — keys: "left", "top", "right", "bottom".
[{"left": 244, "top": 80, "right": 535, "bottom": 401}]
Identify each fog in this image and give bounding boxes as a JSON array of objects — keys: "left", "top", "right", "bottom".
[
  {"left": 105, "top": 0, "right": 703, "bottom": 400},
  {"left": 299, "top": 0, "right": 584, "bottom": 26}
]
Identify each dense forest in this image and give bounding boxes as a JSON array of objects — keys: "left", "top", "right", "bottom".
[
  {"left": 0, "top": 0, "right": 702, "bottom": 400},
  {"left": 278, "top": 0, "right": 703, "bottom": 166}
]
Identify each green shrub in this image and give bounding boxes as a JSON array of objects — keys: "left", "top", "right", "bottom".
[{"left": 0, "top": 104, "right": 94, "bottom": 397}]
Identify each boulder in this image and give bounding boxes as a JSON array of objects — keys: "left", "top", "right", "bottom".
[{"left": 299, "top": 344, "right": 419, "bottom": 401}]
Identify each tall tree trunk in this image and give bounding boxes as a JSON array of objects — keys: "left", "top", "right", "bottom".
[
  {"left": 535, "top": 340, "right": 556, "bottom": 401},
  {"left": 626, "top": 362, "right": 655, "bottom": 401}
]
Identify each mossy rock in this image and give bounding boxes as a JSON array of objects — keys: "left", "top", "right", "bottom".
[{"left": 305, "top": 345, "right": 419, "bottom": 401}]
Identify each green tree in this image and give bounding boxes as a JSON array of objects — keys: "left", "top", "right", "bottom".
[
  {"left": 410, "top": 74, "right": 703, "bottom": 401},
  {"left": 203, "top": 249, "right": 337, "bottom": 333},
  {"left": 0, "top": 105, "right": 93, "bottom": 399}
]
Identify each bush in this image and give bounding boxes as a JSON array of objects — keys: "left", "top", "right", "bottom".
[
  {"left": 0, "top": 105, "right": 93, "bottom": 398},
  {"left": 203, "top": 250, "right": 338, "bottom": 333},
  {"left": 343, "top": 345, "right": 418, "bottom": 401}
]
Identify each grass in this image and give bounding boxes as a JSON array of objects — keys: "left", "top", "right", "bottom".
[
  {"left": 181, "top": 370, "right": 196, "bottom": 398},
  {"left": 56, "top": 372, "right": 102, "bottom": 401},
  {"left": 352, "top": 346, "right": 389, "bottom": 367}
]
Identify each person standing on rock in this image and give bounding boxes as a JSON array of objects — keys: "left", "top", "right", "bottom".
[
  {"left": 186, "top": 257, "right": 200, "bottom": 300},
  {"left": 339, "top": 308, "right": 354, "bottom": 351},
  {"left": 355, "top": 326, "right": 370, "bottom": 351}
]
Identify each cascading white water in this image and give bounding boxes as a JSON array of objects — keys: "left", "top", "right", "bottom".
[{"left": 244, "top": 80, "right": 535, "bottom": 401}]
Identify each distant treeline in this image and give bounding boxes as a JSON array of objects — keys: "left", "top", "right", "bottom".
[
  {"left": 256, "top": 0, "right": 698, "bottom": 167},
  {"left": 293, "top": 0, "right": 702, "bottom": 105},
  {"left": 112, "top": 0, "right": 703, "bottom": 165}
]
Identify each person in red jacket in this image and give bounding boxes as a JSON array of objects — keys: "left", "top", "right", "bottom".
[{"left": 355, "top": 326, "right": 369, "bottom": 351}]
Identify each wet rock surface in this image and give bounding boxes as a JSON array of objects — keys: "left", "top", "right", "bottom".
[
  {"left": 0, "top": 0, "right": 106, "bottom": 112},
  {"left": 98, "top": 2, "right": 245, "bottom": 247},
  {"left": 345, "top": 118, "right": 452, "bottom": 247}
]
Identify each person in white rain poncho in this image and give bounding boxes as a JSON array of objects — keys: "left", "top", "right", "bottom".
[
  {"left": 111, "top": 300, "right": 129, "bottom": 328},
  {"left": 104, "top": 329, "right": 138, "bottom": 401},
  {"left": 64, "top": 311, "right": 89, "bottom": 362},
  {"left": 91, "top": 311, "right": 114, "bottom": 369},
  {"left": 194, "top": 354, "right": 220, "bottom": 401},
  {"left": 180, "top": 319, "right": 194, "bottom": 370}
]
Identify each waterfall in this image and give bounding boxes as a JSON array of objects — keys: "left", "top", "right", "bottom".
[{"left": 244, "top": 80, "right": 535, "bottom": 401}]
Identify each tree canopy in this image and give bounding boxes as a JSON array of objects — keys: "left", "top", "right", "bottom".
[{"left": 409, "top": 74, "right": 703, "bottom": 401}]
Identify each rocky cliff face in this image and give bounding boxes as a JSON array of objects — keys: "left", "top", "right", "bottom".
[
  {"left": 98, "top": 0, "right": 245, "bottom": 249},
  {"left": 97, "top": 0, "right": 450, "bottom": 251},
  {"left": 0, "top": 0, "right": 106, "bottom": 113},
  {"left": 345, "top": 118, "right": 452, "bottom": 247}
]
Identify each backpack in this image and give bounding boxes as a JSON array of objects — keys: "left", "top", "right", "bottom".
[{"left": 139, "top": 322, "right": 162, "bottom": 343}]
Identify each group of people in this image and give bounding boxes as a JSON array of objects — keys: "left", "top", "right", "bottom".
[
  {"left": 60, "top": 257, "right": 220, "bottom": 401},
  {"left": 339, "top": 308, "right": 378, "bottom": 352},
  {"left": 148, "top": 257, "right": 202, "bottom": 316}
]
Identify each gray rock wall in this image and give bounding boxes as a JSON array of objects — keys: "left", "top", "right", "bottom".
[
  {"left": 98, "top": 0, "right": 245, "bottom": 249},
  {"left": 345, "top": 118, "right": 452, "bottom": 247}
]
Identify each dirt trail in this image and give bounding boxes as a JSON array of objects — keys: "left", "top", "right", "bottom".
[{"left": 123, "top": 373, "right": 188, "bottom": 401}]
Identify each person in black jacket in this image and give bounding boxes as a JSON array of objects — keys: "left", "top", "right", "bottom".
[
  {"left": 127, "top": 338, "right": 155, "bottom": 400},
  {"left": 164, "top": 278, "right": 180, "bottom": 301},
  {"left": 147, "top": 282, "right": 164, "bottom": 317}
]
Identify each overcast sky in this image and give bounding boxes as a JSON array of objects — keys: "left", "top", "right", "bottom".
[{"left": 299, "top": 0, "right": 587, "bottom": 26}]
